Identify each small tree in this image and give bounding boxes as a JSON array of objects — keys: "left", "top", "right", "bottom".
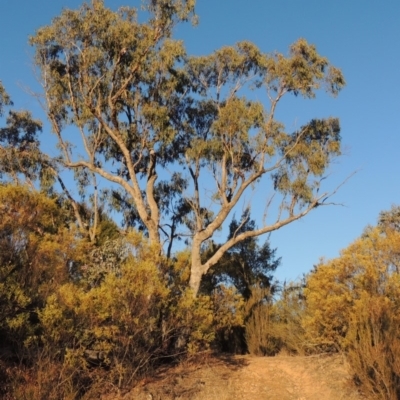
[{"left": 29, "top": 0, "right": 345, "bottom": 295}]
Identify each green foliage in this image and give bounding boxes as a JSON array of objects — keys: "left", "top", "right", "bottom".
[
  {"left": 378, "top": 204, "right": 400, "bottom": 233},
  {"left": 39, "top": 242, "right": 168, "bottom": 390},
  {"left": 77, "top": 236, "right": 129, "bottom": 287},
  {"left": 28, "top": 0, "right": 345, "bottom": 295},
  {"left": 156, "top": 250, "right": 216, "bottom": 354},
  {"left": 0, "top": 184, "right": 71, "bottom": 398},
  {"left": 0, "top": 0, "right": 352, "bottom": 395},
  {"left": 239, "top": 281, "right": 307, "bottom": 357},
  {"left": 199, "top": 213, "right": 281, "bottom": 354},
  {"left": 200, "top": 211, "right": 280, "bottom": 300},
  {"left": 0, "top": 84, "right": 49, "bottom": 189},
  {"left": 0, "top": 194, "right": 215, "bottom": 397}
]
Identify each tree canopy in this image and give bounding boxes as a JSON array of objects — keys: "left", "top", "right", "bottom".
[{"left": 0, "top": 0, "right": 347, "bottom": 295}]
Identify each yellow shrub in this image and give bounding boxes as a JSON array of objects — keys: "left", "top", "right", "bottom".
[
  {"left": 208, "top": 285, "right": 245, "bottom": 353},
  {"left": 346, "top": 290, "right": 400, "bottom": 400},
  {"left": 304, "top": 227, "right": 400, "bottom": 351},
  {"left": 36, "top": 239, "right": 215, "bottom": 395},
  {"left": 303, "top": 224, "right": 400, "bottom": 397},
  {"left": 0, "top": 184, "right": 76, "bottom": 349}
]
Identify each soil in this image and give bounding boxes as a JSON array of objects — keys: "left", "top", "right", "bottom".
[{"left": 101, "top": 353, "right": 366, "bottom": 400}]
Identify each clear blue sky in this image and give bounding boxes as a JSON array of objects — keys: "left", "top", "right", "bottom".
[{"left": 1, "top": 0, "right": 399, "bottom": 282}]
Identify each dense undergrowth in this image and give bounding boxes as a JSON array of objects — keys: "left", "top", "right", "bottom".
[{"left": 1, "top": 186, "right": 400, "bottom": 399}]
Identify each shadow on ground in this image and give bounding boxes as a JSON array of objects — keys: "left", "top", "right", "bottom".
[{"left": 101, "top": 353, "right": 364, "bottom": 400}]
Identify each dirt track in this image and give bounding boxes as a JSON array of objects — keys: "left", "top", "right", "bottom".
[
  {"left": 226, "top": 354, "right": 363, "bottom": 400},
  {"left": 103, "top": 353, "right": 365, "bottom": 400}
]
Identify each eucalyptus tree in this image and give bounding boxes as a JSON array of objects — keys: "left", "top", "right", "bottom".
[
  {"left": 30, "top": 0, "right": 345, "bottom": 295},
  {"left": 200, "top": 211, "right": 280, "bottom": 300}
]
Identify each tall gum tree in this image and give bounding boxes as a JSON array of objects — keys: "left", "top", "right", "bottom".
[{"left": 30, "top": 0, "right": 345, "bottom": 296}]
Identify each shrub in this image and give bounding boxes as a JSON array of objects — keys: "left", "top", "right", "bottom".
[
  {"left": 31, "top": 235, "right": 215, "bottom": 396},
  {"left": 346, "top": 286, "right": 400, "bottom": 400},
  {"left": 244, "top": 285, "right": 281, "bottom": 356},
  {"left": 303, "top": 220, "right": 400, "bottom": 398},
  {"left": 303, "top": 227, "right": 400, "bottom": 352},
  {"left": 0, "top": 184, "right": 76, "bottom": 356},
  {"left": 210, "top": 285, "right": 246, "bottom": 353},
  {"left": 269, "top": 282, "right": 308, "bottom": 355}
]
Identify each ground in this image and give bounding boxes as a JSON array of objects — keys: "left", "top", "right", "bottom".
[{"left": 101, "top": 353, "right": 366, "bottom": 400}]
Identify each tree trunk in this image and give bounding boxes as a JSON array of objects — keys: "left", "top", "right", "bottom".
[
  {"left": 189, "top": 267, "right": 203, "bottom": 297},
  {"left": 189, "top": 238, "right": 205, "bottom": 297}
]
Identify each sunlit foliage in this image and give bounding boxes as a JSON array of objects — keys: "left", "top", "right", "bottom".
[{"left": 29, "top": 0, "right": 345, "bottom": 295}]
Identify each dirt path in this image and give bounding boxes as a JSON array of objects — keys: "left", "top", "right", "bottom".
[
  {"left": 229, "top": 355, "right": 362, "bottom": 400},
  {"left": 104, "top": 354, "right": 365, "bottom": 400}
]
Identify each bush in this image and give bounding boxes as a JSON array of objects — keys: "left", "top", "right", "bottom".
[
  {"left": 346, "top": 288, "right": 400, "bottom": 400},
  {"left": 303, "top": 221, "right": 400, "bottom": 398},
  {"left": 244, "top": 285, "right": 282, "bottom": 356},
  {"left": 269, "top": 282, "right": 308, "bottom": 355},
  {"left": 0, "top": 184, "right": 76, "bottom": 357},
  {"left": 210, "top": 286, "right": 246, "bottom": 353},
  {"left": 27, "top": 235, "right": 215, "bottom": 397}
]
